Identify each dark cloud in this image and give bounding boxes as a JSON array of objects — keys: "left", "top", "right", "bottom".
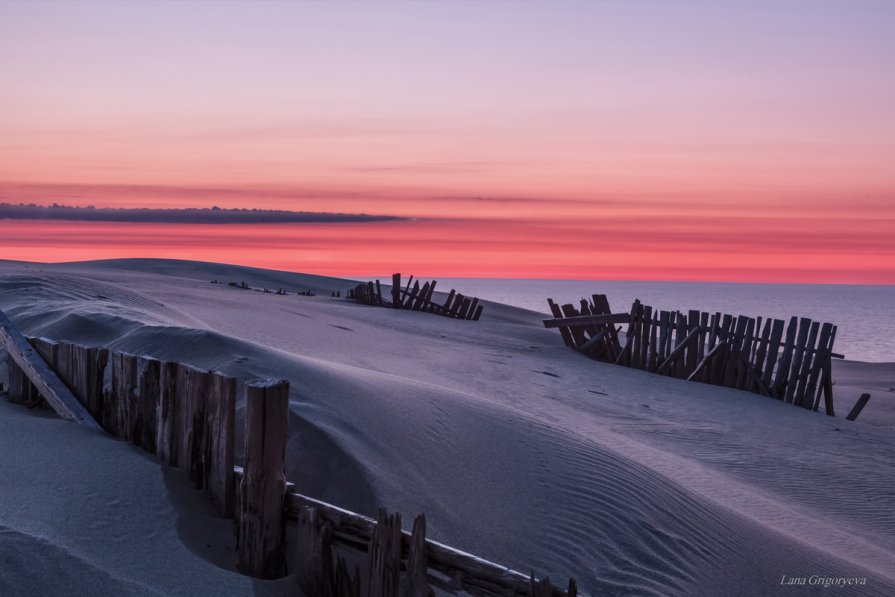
[{"left": 0, "top": 203, "right": 404, "bottom": 224}]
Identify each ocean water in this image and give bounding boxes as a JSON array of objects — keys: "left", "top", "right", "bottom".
[{"left": 436, "top": 279, "right": 895, "bottom": 363}]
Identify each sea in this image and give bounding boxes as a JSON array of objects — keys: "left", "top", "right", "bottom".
[{"left": 432, "top": 279, "right": 895, "bottom": 363}]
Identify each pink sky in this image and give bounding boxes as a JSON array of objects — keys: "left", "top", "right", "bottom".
[{"left": 1, "top": 1, "right": 894, "bottom": 283}]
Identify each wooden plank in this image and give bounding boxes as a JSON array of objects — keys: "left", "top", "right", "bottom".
[
  {"left": 821, "top": 353, "right": 835, "bottom": 416},
  {"left": 375, "top": 279, "right": 383, "bottom": 305},
  {"left": 548, "top": 299, "right": 578, "bottom": 348},
  {"left": 405, "top": 281, "right": 421, "bottom": 310},
  {"left": 111, "top": 352, "right": 138, "bottom": 440},
  {"left": 156, "top": 361, "right": 180, "bottom": 467},
  {"left": 577, "top": 299, "right": 597, "bottom": 345},
  {"left": 685, "top": 310, "right": 700, "bottom": 376},
  {"left": 391, "top": 273, "right": 402, "bottom": 307},
  {"left": 206, "top": 372, "right": 236, "bottom": 517},
  {"left": 675, "top": 313, "right": 690, "bottom": 378},
  {"left": 295, "top": 507, "right": 330, "bottom": 596},
  {"left": 784, "top": 318, "right": 812, "bottom": 404},
  {"left": 458, "top": 297, "right": 473, "bottom": 320},
  {"left": 5, "top": 349, "right": 28, "bottom": 404},
  {"left": 442, "top": 289, "right": 457, "bottom": 317},
  {"left": 656, "top": 326, "right": 699, "bottom": 375},
  {"left": 412, "top": 282, "right": 431, "bottom": 311},
  {"left": 738, "top": 318, "right": 756, "bottom": 390},
  {"left": 279, "top": 490, "right": 570, "bottom": 597},
  {"left": 425, "top": 280, "right": 438, "bottom": 308},
  {"left": 638, "top": 305, "right": 652, "bottom": 371},
  {"left": 722, "top": 316, "right": 748, "bottom": 388},
  {"left": 472, "top": 304, "right": 484, "bottom": 321},
  {"left": 687, "top": 342, "right": 726, "bottom": 382},
  {"left": 805, "top": 323, "right": 832, "bottom": 408},
  {"left": 813, "top": 325, "right": 837, "bottom": 410},
  {"left": 656, "top": 311, "right": 670, "bottom": 367},
  {"left": 794, "top": 321, "right": 820, "bottom": 407},
  {"left": 0, "top": 311, "right": 99, "bottom": 429},
  {"left": 820, "top": 326, "right": 837, "bottom": 415},
  {"left": 368, "top": 508, "right": 402, "bottom": 597},
  {"left": 772, "top": 317, "right": 798, "bottom": 398},
  {"left": 186, "top": 366, "right": 211, "bottom": 489},
  {"left": 704, "top": 313, "right": 718, "bottom": 381},
  {"left": 542, "top": 312, "right": 631, "bottom": 329},
  {"left": 406, "top": 514, "right": 431, "bottom": 597},
  {"left": 82, "top": 346, "right": 107, "bottom": 421},
  {"left": 592, "top": 294, "right": 621, "bottom": 358},
  {"left": 400, "top": 275, "right": 414, "bottom": 306},
  {"left": 752, "top": 318, "right": 772, "bottom": 388},
  {"left": 711, "top": 315, "right": 734, "bottom": 386},
  {"left": 697, "top": 312, "right": 709, "bottom": 366},
  {"left": 577, "top": 326, "right": 613, "bottom": 355},
  {"left": 625, "top": 300, "right": 642, "bottom": 367},
  {"left": 762, "top": 319, "right": 785, "bottom": 392},
  {"left": 137, "top": 357, "right": 161, "bottom": 454},
  {"left": 237, "top": 378, "right": 289, "bottom": 578},
  {"left": 174, "top": 365, "right": 193, "bottom": 470},
  {"left": 559, "top": 304, "right": 585, "bottom": 348},
  {"left": 465, "top": 297, "right": 480, "bottom": 321},
  {"left": 846, "top": 393, "right": 871, "bottom": 422},
  {"left": 449, "top": 293, "right": 465, "bottom": 318},
  {"left": 665, "top": 311, "right": 678, "bottom": 366},
  {"left": 707, "top": 312, "right": 721, "bottom": 351},
  {"left": 647, "top": 313, "right": 659, "bottom": 371}
]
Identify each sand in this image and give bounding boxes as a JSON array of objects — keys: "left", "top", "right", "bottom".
[{"left": 1, "top": 258, "right": 893, "bottom": 596}]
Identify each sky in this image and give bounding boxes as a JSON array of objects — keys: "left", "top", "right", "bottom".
[{"left": 1, "top": 0, "right": 894, "bottom": 282}]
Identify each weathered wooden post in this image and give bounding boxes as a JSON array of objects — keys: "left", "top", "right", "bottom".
[
  {"left": 156, "top": 361, "right": 180, "bottom": 466},
  {"left": 368, "top": 508, "right": 402, "bottom": 597},
  {"left": 391, "top": 273, "right": 402, "bottom": 308},
  {"left": 6, "top": 350, "right": 29, "bottom": 404},
  {"left": 137, "top": 357, "right": 161, "bottom": 453},
  {"left": 205, "top": 372, "right": 236, "bottom": 516},
  {"left": 111, "top": 352, "right": 138, "bottom": 441},
  {"left": 406, "top": 514, "right": 432, "bottom": 597},
  {"left": 237, "top": 378, "right": 289, "bottom": 578}
]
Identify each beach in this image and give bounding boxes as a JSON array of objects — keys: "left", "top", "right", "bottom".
[{"left": 1, "top": 258, "right": 893, "bottom": 596}]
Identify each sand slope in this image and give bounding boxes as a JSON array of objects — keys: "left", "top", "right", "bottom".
[{"left": 1, "top": 259, "right": 893, "bottom": 596}]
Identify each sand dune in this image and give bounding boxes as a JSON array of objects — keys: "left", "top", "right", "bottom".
[{"left": 1, "top": 259, "right": 893, "bottom": 596}]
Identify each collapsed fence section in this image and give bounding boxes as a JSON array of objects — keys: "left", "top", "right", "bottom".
[
  {"left": 348, "top": 273, "right": 484, "bottom": 321},
  {"left": 545, "top": 295, "right": 840, "bottom": 416}
]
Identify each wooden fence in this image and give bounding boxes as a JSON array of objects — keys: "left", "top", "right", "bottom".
[
  {"left": 544, "top": 295, "right": 841, "bottom": 415},
  {"left": 348, "top": 273, "right": 484, "bottom": 321},
  {"left": 2, "top": 323, "right": 571, "bottom": 595}
]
